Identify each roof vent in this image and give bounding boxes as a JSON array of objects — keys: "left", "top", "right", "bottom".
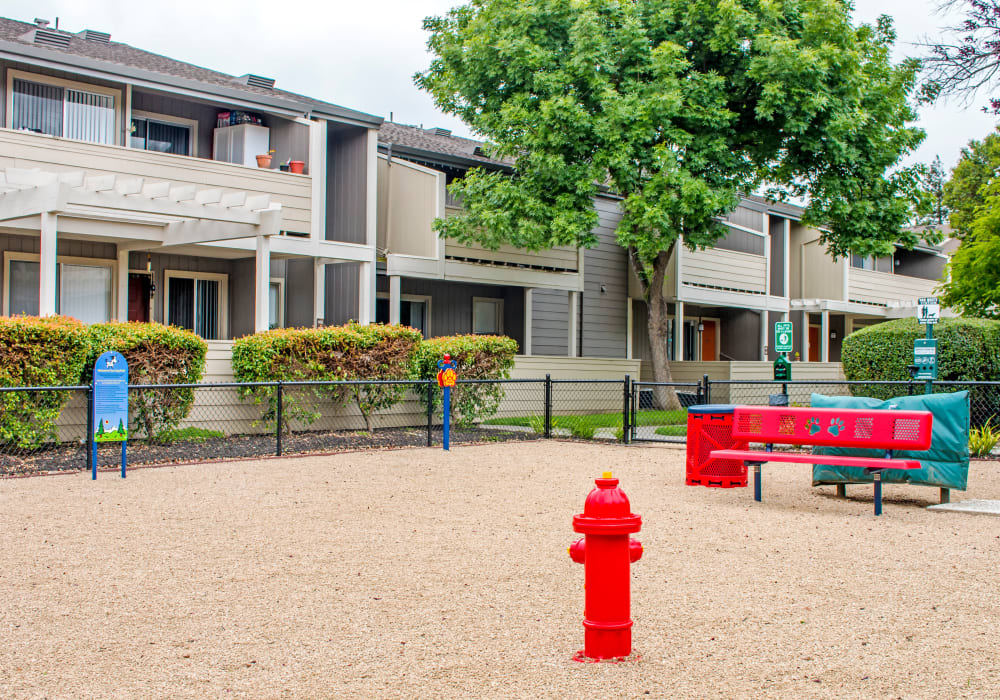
[
  {"left": 79, "top": 29, "right": 111, "bottom": 44},
  {"left": 31, "top": 29, "right": 71, "bottom": 49},
  {"left": 34, "top": 18, "right": 50, "bottom": 28},
  {"left": 235, "top": 74, "right": 276, "bottom": 90},
  {"left": 432, "top": 127, "right": 452, "bottom": 137}
]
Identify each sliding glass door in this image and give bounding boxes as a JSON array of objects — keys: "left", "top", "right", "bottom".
[
  {"left": 12, "top": 77, "right": 116, "bottom": 145},
  {"left": 166, "top": 274, "right": 224, "bottom": 339}
]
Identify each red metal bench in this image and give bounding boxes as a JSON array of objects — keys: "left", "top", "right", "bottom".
[{"left": 710, "top": 406, "right": 934, "bottom": 515}]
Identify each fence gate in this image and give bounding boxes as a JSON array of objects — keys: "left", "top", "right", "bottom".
[{"left": 628, "top": 380, "right": 703, "bottom": 443}]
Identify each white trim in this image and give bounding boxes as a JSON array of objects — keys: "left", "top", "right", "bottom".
[
  {"left": 130, "top": 109, "right": 199, "bottom": 157},
  {"left": 7, "top": 68, "right": 122, "bottom": 146},
  {"left": 472, "top": 296, "right": 504, "bottom": 335},
  {"left": 163, "top": 269, "right": 229, "bottom": 339},
  {"left": 3, "top": 250, "right": 117, "bottom": 320}
]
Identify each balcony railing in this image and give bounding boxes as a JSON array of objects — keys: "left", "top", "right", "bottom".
[
  {"left": 0, "top": 128, "right": 312, "bottom": 236},
  {"left": 848, "top": 268, "right": 940, "bottom": 307},
  {"left": 681, "top": 247, "right": 767, "bottom": 295}
]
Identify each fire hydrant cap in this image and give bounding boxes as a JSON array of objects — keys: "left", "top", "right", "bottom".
[{"left": 572, "top": 474, "right": 641, "bottom": 534}]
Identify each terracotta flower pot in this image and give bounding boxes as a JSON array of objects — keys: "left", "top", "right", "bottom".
[
  {"left": 289, "top": 160, "right": 305, "bottom": 174},
  {"left": 256, "top": 154, "right": 272, "bottom": 168}
]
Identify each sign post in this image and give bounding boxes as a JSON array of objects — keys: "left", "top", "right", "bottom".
[
  {"left": 772, "top": 321, "right": 793, "bottom": 402},
  {"left": 916, "top": 297, "right": 939, "bottom": 394},
  {"left": 436, "top": 353, "right": 457, "bottom": 451},
  {"left": 91, "top": 351, "right": 129, "bottom": 479}
]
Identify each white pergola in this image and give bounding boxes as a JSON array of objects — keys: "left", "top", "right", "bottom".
[{"left": 0, "top": 167, "right": 282, "bottom": 332}]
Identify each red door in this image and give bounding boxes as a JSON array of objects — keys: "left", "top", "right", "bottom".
[
  {"left": 128, "top": 274, "right": 150, "bottom": 322},
  {"left": 701, "top": 320, "right": 717, "bottom": 361},
  {"left": 808, "top": 326, "right": 820, "bottom": 362}
]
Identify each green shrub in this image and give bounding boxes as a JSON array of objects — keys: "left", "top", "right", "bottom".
[
  {"left": 0, "top": 315, "right": 90, "bottom": 449},
  {"left": 413, "top": 335, "right": 518, "bottom": 426},
  {"left": 841, "top": 317, "right": 1000, "bottom": 424},
  {"left": 232, "top": 323, "right": 422, "bottom": 431},
  {"left": 84, "top": 322, "right": 207, "bottom": 440},
  {"left": 570, "top": 422, "right": 596, "bottom": 440},
  {"left": 969, "top": 420, "right": 1000, "bottom": 457},
  {"left": 155, "top": 427, "right": 224, "bottom": 443}
]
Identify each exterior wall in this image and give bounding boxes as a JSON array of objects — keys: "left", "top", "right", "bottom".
[
  {"left": 769, "top": 216, "right": 785, "bottom": 296},
  {"left": 894, "top": 249, "right": 947, "bottom": 281},
  {"left": 719, "top": 307, "right": 761, "bottom": 361},
  {"left": 326, "top": 124, "right": 369, "bottom": 244},
  {"left": 848, "top": 268, "right": 940, "bottom": 306},
  {"left": 531, "top": 289, "right": 569, "bottom": 356},
  {"left": 581, "top": 196, "right": 627, "bottom": 358},
  {"left": 268, "top": 120, "right": 311, "bottom": 174},
  {"left": 725, "top": 203, "right": 765, "bottom": 232},
  {"left": 801, "top": 238, "right": 845, "bottom": 300},
  {"left": 325, "top": 261, "right": 361, "bottom": 325},
  {"left": 511, "top": 356, "right": 639, "bottom": 379},
  {"left": 682, "top": 247, "right": 767, "bottom": 294},
  {"left": 131, "top": 89, "right": 219, "bottom": 159},
  {"left": 229, "top": 258, "right": 255, "bottom": 338},
  {"left": 0, "top": 129, "right": 314, "bottom": 236},
  {"left": 377, "top": 156, "right": 440, "bottom": 258},
  {"left": 285, "top": 258, "right": 316, "bottom": 328},
  {"left": 444, "top": 231, "right": 579, "bottom": 271}
]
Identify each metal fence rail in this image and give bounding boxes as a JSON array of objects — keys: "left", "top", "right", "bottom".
[{"left": 2, "top": 374, "right": 997, "bottom": 476}]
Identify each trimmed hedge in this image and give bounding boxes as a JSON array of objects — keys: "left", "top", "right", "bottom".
[
  {"left": 232, "top": 323, "right": 422, "bottom": 430},
  {"left": 413, "top": 335, "right": 518, "bottom": 426},
  {"left": 841, "top": 317, "right": 1000, "bottom": 423},
  {"left": 84, "top": 322, "right": 207, "bottom": 439},
  {"left": 0, "top": 316, "right": 90, "bottom": 449}
]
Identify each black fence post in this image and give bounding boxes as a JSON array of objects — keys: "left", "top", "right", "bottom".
[
  {"left": 426, "top": 381, "right": 433, "bottom": 447},
  {"left": 630, "top": 378, "right": 638, "bottom": 442},
  {"left": 622, "top": 374, "right": 630, "bottom": 444},
  {"left": 86, "top": 383, "right": 94, "bottom": 474},
  {"left": 544, "top": 374, "right": 552, "bottom": 439},
  {"left": 696, "top": 379, "right": 704, "bottom": 405},
  {"left": 275, "top": 381, "right": 283, "bottom": 457},
  {"left": 703, "top": 374, "right": 711, "bottom": 404}
]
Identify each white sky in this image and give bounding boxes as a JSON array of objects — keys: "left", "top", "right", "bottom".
[{"left": 4, "top": 0, "right": 997, "bottom": 172}]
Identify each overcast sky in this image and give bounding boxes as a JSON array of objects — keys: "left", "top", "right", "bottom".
[{"left": 5, "top": 0, "right": 997, "bottom": 172}]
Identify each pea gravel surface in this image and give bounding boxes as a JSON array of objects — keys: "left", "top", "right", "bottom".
[{"left": 1, "top": 442, "right": 998, "bottom": 699}]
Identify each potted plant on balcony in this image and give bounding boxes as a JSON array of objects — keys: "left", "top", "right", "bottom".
[
  {"left": 289, "top": 160, "right": 305, "bottom": 174},
  {"left": 256, "top": 149, "right": 275, "bottom": 169}
]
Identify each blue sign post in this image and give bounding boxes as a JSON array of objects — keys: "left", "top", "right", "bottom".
[
  {"left": 92, "top": 351, "right": 129, "bottom": 479},
  {"left": 436, "top": 354, "right": 457, "bottom": 451}
]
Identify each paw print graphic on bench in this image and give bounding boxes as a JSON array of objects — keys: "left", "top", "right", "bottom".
[{"left": 712, "top": 406, "right": 934, "bottom": 515}]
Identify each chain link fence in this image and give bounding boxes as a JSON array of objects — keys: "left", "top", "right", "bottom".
[{"left": 3, "top": 375, "right": 996, "bottom": 476}]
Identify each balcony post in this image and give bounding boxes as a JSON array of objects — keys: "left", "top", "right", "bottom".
[
  {"left": 358, "top": 261, "right": 374, "bottom": 324},
  {"left": 674, "top": 300, "right": 684, "bottom": 361},
  {"left": 626, "top": 297, "right": 633, "bottom": 360},
  {"left": 524, "top": 288, "right": 533, "bottom": 356},
  {"left": 802, "top": 310, "right": 811, "bottom": 363},
  {"left": 313, "top": 259, "right": 325, "bottom": 327},
  {"left": 39, "top": 212, "right": 58, "bottom": 317},
  {"left": 820, "top": 309, "right": 830, "bottom": 363},
  {"left": 760, "top": 309, "right": 769, "bottom": 361},
  {"left": 389, "top": 275, "right": 401, "bottom": 325},
  {"left": 568, "top": 290, "right": 579, "bottom": 357},
  {"left": 116, "top": 246, "right": 130, "bottom": 321},
  {"left": 254, "top": 234, "right": 271, "bottom": 332}
]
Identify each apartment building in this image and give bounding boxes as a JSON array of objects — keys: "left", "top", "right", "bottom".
[{"left": 0, "top": 16, "right": 381, "bottom": 339}]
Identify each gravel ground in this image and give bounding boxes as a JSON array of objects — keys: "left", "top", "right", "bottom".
[{"left": 1, "top": 442, "right": 998, "bottom": 699}]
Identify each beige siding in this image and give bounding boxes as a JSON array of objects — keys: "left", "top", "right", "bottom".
[
  {"left": 0, "top": 128, "right": 312, "bottom": 235},
  {"left": 682, "top": 247, "right": 766, "bottom": 294},
  {"left": 377, "top": 157, "right": 440, "bottom": 258},
  {"left": 511, "top": 356, "right": 640, "bottom": 379},
  {"left": 801, "top": 239, "right": 845, "bottom": 300},
  {"left": 848, "top": 269, "right": 940, "bottom": 307},
  {"left": 444, "top": 207, "right": 579, "bottom": 271}
]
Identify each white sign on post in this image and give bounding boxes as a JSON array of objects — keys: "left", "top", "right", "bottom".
[{"left": 918, "top": 297, "right": 940, "bottom": 325}]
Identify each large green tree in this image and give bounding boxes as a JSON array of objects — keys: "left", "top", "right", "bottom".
[
  {"left": 940, "top": 129, "right": 1000, "bottom": 316},
  {"left": 417, "top": 0, "right": 925, "bottom": 389}
]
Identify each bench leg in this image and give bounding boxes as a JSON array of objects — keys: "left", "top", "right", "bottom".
[
  {"left": 940, "top": 487, "right": 951, "bottom": 505},
  {"left": 873, "top": 472, "right": 882, "bottom": 516},
  {"left": 836, "top": 484, "right": 847, "bottom": 499},
  {"left": 753, "top": 464, "right": 762, "bottom": 502}
]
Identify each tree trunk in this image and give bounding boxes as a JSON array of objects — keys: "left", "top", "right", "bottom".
[{"left": 641, "top": 248, "right": 682, "bottom": 411}]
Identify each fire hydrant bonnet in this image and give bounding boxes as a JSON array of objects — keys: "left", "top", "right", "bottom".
[{"left": 573, "top": 475, "right": 641, "bottom": 535}]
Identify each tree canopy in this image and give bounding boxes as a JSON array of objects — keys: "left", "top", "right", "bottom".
[
  {"left": 921, "top": 0, "right": 1000, "bottom": 113},
  {"left": 940, "top": 129, "right": 1000, "bottom": 316},
  {"left": 417, "top": 0, "right": 925, "bottom": 384}
]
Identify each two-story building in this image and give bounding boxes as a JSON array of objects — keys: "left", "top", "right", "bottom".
[{"left": 0, "top": 16, "right": 381, "bottom": 338}]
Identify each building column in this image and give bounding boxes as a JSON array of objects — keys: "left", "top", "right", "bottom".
[
  {"left": 802, "top": 311, "right": 811, "bottom": 363},
  {"left": 674, "top": 300, "right": 684, "bottom": 361},
  {"left": 389, "top": 275, "right": 401, "bottom": 325},
  {"left": 820, "top": 309, "right": 830, "bottom": 363},
  {"left": 116, "top": 246, "right": 130, "bottom": 321},
  {"left": 358, "top": 261, "right": 375, "bottom": 324},
  {"left": 760, "top": 309, "right": 769, "bottom": 361},
  {"left": 626, "top": 297, "right": 633, "bottom": 360},
  {"left": 39, "top": 212, "right": 58, "bottom": 317},
  {"left": 254, "top": 234, "right": 271, "bottom": 332},
  {"left": 313, "top": 259, "right": 325, "bottom": 327},
  {"left": 568, "top": 290, "right": 579, "bottom": 357},
  {"left": 523, "top": 288, "right": 533, "bottom": 356}
]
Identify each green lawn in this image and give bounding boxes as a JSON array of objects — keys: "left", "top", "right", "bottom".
[
  {"left": 654, "top": 425, "right": 688, "bottom": 437},
  {"left": 484, "top": 408, "right": 686, "bottom": 430}
]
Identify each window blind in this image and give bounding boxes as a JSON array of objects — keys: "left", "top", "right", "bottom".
[
  {"left": 65, "top": 89, "right": 115, "bottom": 144},
  {"left": 12, "top": 79, "right": 63, "bottom": 137}
]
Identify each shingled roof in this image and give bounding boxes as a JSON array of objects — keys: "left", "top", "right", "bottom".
[
  {"left": 0, "top": 16, "right": 381, "bottom": 125},
  {"left": 378, "top": 122, "right": 509, "bottom": 169}
]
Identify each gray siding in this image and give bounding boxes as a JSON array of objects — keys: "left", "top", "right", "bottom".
[
  {"left": 325, "top": 262, "right": 361, "bottom": 325},
  {"left": 714, "top": 226, "right": 765, "bottom": 256},
  {"left": 769, "top": 215, "right": 785, "bottom": 296},
  {"left": 531, "top": 289, "right": 569, "bottom": 356},
  {"left": 581, "top": 196, "right": 627, "bottom": 358},
  {"left": 131, "top": 90, "right": 219, "bottom": 159},
  {"left": 726, "top": 204, "right": 764, "bottom": 232},
  {"left": 285, "top": 259, "right": 316, "bottom": 328},
  {"left": 894, "top": 249, "right": 947, "bottom": 281},
  {"left": 720, "top": 308, "right": 760, "bottom": 361},
  {"left": 229, "top": 258, "right": 255, "bottom": 338},
  {"left": 326, "top": 124, "right": 369, "bottom": 244}
]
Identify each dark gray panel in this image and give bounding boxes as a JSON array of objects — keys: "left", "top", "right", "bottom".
[
  {"left": 769, "top": 216, "right": 785, "bottom": 296},
  {"left": 719, "top": 308, "right": 760, "bottom": 361},
  {"left": 326, "top": 124, "right": 369, "bottom": 244},
  {"left": 325, "top": 262, "right": 361, "bottom": 325},
  {"left": 285, "top": 258, "right": 315, "bottom": 328},
  {"left": 531, "top": 288, "right": 569, "bottom": 356},
  {"left": 229, "top": 258, "right": 254, "bottom": 338},
  {"left": 726, "top": 205, "right": 764, "bottom": 231},
  {"left": 894, "top": 249, "right": 946, "bottom": 281},
  {"left": 714, "top": 226, "right": 765, "bottom": 255},
  {"left": 582, "top": 197, "right": 627, "bottom": 358},
  {"left": 131, "top": 90, "right": 219, "bottom": 159},
  {"left": 398, "top": 277, "right": 523, "bottom": 348}
]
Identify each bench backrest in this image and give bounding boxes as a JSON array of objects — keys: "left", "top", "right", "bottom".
[{"left": 731, "top": 406, "right": 933, "bottom": 450}]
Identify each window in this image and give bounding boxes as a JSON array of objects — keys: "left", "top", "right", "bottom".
[
  {"left": 851, "top": 254, "right": 876, "bottom": 271},
  {"left": 11, "top": 74, "right": 116, "bottom": 145},
  {"left": 130, "top": 112, "right": 195, "bottom": 156},
  {"left": 4, "top": 254, "right": 114, "bottom": 322},
  {"left": 268, "top": 279, "right": 283, "bottom": 329},
  {"left": 164, "top": 272, "right": 227, "bottom": 339},
  {"left": 472, "top": 297, "right": 503, "bottom": 335},
  {"left": 375, "top": 294, "right": 431, "bottom": 338}
]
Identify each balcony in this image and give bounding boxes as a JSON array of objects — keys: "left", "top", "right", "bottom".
[
  {"left": 0, "top": 128, "right": 312, "bottom": 236},
  {"left": 848, "top": 268, "right": 941, "bottom": 308}
]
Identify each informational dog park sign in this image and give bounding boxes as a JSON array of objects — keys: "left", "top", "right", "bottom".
[
  {"left": 918, "top": 297, "right": 940, "bottom": 325},
  {"left": 774, "top": 321, "right": 793, "bottom": 353},
  {"left": 91, "top": 351, "right": 128, "bottom": 479}
]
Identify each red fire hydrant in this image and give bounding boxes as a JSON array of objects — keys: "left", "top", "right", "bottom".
[{"left": 569, "top": 471, "right": 643, "bottom": 660}]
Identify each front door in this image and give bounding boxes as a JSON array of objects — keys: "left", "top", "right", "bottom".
[
  {"left": 128, "top": 273, "right": 150, "bottom": 322},
  {"left": 808, "top": 325, "right": 820, "bottom": 362},
  {"left": 701, "top": 320, "right": 717, "bottom": 361}
]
